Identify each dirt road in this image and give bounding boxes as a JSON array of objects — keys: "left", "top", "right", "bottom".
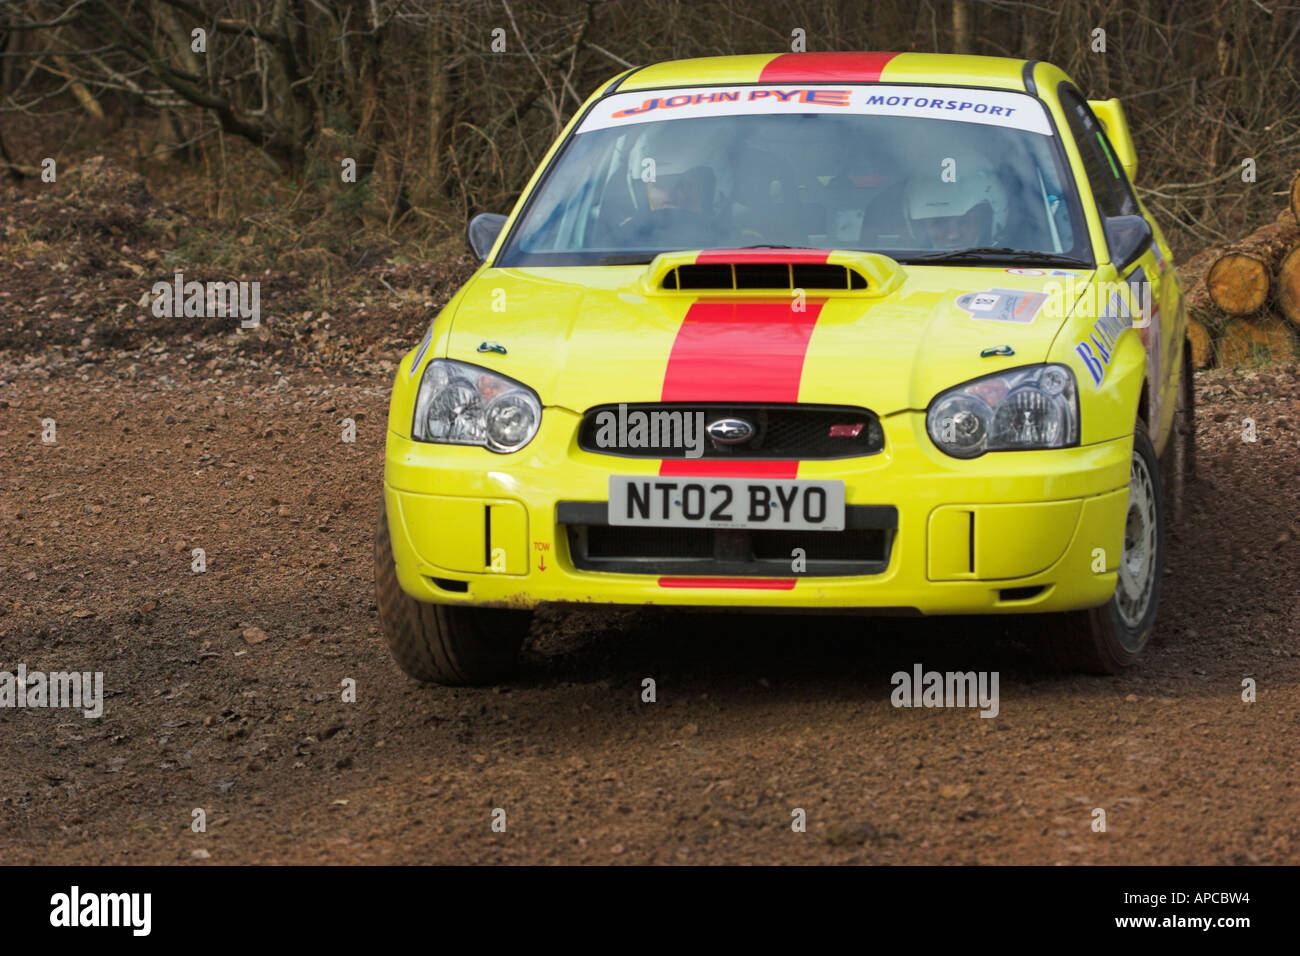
[{"left": 2, "top": 342, "right": 1298, "bottom": 865}]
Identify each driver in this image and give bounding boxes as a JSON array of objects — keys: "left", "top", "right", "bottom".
[
  {"left": 647, "top": 165, "right": 714, "bottom": 215},
  {"left": 621, "top": 121, "right": 719, "bottom": 228},
  {"left": 902, "top": 162, "right": 1009, "bottom": 249}
]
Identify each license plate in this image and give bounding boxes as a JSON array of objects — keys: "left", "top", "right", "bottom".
[{"left": 607, "top": 476, "right": 845, "bottom": 531}]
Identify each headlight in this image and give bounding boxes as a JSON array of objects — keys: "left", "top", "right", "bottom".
[
  {"left": 927, "top": 364, "right": 1078, "bottom": 458},
  {"left": 412, "top": 359, "right": 541, "bottom": 453}
]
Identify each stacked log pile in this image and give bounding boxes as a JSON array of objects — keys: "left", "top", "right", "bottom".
[{"left": 1178, "top": 171, "right": 1300, "bottom": 368}]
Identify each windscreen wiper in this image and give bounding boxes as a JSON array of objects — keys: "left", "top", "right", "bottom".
[{"left": 906, "top": 247, "right": 1092, "bottom": 267}]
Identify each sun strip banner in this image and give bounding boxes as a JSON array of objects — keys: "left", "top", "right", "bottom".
[{"left": 579, "top": 84, "right": 1053, "bottom": 136}]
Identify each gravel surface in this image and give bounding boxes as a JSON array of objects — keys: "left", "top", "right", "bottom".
[{"left": 2, "top": 350, "right": 1297, "bottom": 865}]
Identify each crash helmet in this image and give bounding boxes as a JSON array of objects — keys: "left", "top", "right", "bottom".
[
  {"left": 628, "top": 120, "right": 721, "bottom": 213},
  {"left": 903, "top": 161, "right": 1009, "bottom": 246}
]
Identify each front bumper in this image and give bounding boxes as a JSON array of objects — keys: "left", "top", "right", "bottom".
[{"left": 383, "top": 407, "right": 1130, "bottom": 615}]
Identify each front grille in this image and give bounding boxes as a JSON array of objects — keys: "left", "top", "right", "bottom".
[
  {"left": 559, "top": 502, "right": 896, "bottom": 577},
  {"left": 588, "top": 525, "right": 714, "bottom": 560},
  {"left": 578, "top": 403, "right": 884, "bottom": 460}
]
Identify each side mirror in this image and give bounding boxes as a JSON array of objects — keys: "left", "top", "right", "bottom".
[
  {"left": 466, "top": 213, "right": 507, "bottom": 262},
  {"left": 1088, "top": 97, "right": 1138, "bottom": 184},
  {"left": 1103, "top": 215, "right": 1153, "bottom": 272}
]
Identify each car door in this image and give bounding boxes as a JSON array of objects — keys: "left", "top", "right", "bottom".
[{"left": 1060, "top": 89, "right": 1177, "bottom": 452}]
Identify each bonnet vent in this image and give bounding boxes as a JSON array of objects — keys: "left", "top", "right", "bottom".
[{"left": 663, "top": 262, "right": 869, "bottom": 291}]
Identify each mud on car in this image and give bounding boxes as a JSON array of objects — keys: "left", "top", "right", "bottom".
[{"left": 375, "top": 52, "right": 1194, "bottom": 684}]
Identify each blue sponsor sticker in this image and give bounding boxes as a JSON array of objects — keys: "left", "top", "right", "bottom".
[{"left": 1074, "top": 291, "right": 1132, "bottom": 387}]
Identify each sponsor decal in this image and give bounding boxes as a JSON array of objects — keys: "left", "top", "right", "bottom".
[
  {"left": 1073, "top": 290, "right": 1133, "bottom": 386},
  {"left": 611, "top": 87, "right": 851, "bottom": 120},
  {"left": 954, "top": 288, "right": 1049, "bottom": 323},
  {"left": 859, "top": 89, "right": 1045, "bottom": 130},
  {"left": 408, "top": 325, "right": 433, "bottom": 377},
  {"left": 580, "top": 84, "right": 1052, "bottom": 135},
  {"left": 1003, "top": 268, "right": 1083, "bottom": 277}
]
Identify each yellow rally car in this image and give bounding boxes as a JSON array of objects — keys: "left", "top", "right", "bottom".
[{"left": 375, "top": 52, "right": 1194, "bottom": 683}]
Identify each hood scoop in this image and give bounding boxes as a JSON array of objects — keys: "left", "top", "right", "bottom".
[
  {"left": 664, "top": 262, "right": 869, "bottom": 291},
  {"left": 643, "top": 248, "right": 905, "bottom": 298}
]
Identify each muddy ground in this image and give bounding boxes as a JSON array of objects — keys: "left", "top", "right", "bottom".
[{"left": 2, "top": 164, "right": 1299, "bottom": 865}]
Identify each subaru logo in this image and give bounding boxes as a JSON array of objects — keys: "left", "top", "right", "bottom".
[{"left": 706, "top": 418, "right": 755, "bottom": 445}]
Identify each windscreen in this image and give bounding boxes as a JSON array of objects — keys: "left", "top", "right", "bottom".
[{"left": 498, "top": 83, "right": 1090, "bottom": 267}]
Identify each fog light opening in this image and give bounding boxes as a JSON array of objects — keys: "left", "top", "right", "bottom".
[
  {"left": 431, "top": 577, "right": 470, "bottom": 593},
  {"left": 998, "top": 585, "right": 1047, "bottom": 602}
]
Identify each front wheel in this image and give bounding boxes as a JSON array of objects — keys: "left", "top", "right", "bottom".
[
  {"left": 1045, "top": 419, "right": 1165, "bottom": 674},
  {"left": 374, "top": 501, "right": 531, "bottom": 685}
]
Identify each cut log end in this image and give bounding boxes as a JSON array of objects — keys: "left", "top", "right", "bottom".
[
  {"left": 1186, "top": 317, "right": 1213, "bottom": 369},
  {"left": 1278, "top": 245, "right": 1300, "bottom": 328},
  {"left": 1207, "top": 252, "right": 1269, "bottom": 314},
  {"left": 1217, "top": 316, "right": 1298, "bottom": 367}
]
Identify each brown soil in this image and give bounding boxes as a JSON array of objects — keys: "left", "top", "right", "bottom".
[{"left": 2, "top": 164, "right": 1299, "bottom": 866}]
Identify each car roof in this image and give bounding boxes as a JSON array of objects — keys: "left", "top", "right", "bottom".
[{"left": 613, "top": 52, "right": 1035, "bottom": 94}]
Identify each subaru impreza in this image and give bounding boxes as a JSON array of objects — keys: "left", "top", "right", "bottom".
[{"left": 375, "top": 52, "right": 1193, "bottom": 683}]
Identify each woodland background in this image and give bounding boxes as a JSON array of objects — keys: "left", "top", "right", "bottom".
[{"left": 2, "top": 0, "right": 1299, "bottom": 362}]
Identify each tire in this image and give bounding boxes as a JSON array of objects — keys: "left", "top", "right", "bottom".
[
  {"left": 1160, "top": 337, "right": 1196, "bottom": 522},
  {"left": 1046, "top": 418, "right": 1165, "bottom": 674},
  {"left": 373, "top": 501, "right": 531, "bottom": 685}
]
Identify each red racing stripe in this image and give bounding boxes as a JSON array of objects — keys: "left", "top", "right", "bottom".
[
  {"left": 658, "top": 577, "right": 797, "bottom": 590},
  {"left": 758, "top": 51, "right": 898, "bottom": 83},
  {"left": 661, "top": 300, "right": 822, "bottom": 405},
  {"left": 696, "top": 249, "right": 830, "bottom": 265},
  {"left": 659, "top": 459, "right": 796, "bottom": 478},
  {"left": 659, "top": 298, "right": 821, "bottom": 480},
  {"left": 653, "top": 293, "right": 821, "bottom": 590}
]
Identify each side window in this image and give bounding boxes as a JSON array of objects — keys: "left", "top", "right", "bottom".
[{"left": 1060, "top": 88, "right": 1138, "bottom": 221}]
